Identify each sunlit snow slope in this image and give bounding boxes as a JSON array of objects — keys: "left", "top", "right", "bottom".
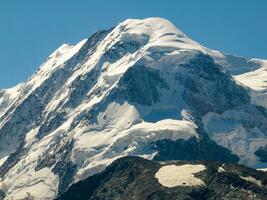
[{"left": 0, "top": 17, "right": 267, "bottom": 200}]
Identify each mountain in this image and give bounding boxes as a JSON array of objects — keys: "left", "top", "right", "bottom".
[
  {"left": 57, "top": 156, "right": 267, "bottom": 200},
  {"left": 0, "top": 17, "right": 267, "bottom": 199}
]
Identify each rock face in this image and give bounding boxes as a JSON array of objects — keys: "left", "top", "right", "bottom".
[
  {"left": 57, "top": 156, "right": 267, "bottom": 200},
  {"left": 0, "top": 17, "right": 267, "bottom": 199}
]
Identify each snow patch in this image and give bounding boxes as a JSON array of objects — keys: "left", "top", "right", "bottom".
[
  {"left": 0, "top": 155, "right": 8, "bottom": 167},
  {"left": 218, "top": 164, "right": 225, "bottom": 173},
  {"left": 257, "top": 168, "right": 267, "bottom": 172},
  {"left": 235, "top": 59, "right": 267, "bottom": 91},
  {"left": 155, "top": 164, "right": 206, "bottom": 187},
  {"left": 240, "top": 176, "right": 262, "bottom": 187}
]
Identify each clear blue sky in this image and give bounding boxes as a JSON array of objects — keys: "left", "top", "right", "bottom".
[{"left": 0, "top": 0, "right": 266, "bottom": 89}]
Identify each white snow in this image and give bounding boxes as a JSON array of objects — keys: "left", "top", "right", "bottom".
[
  {"left": 240, "top": 176, "right": 262, "bottom": 187},
  {"left": 0, "top": 128, "right": 59, "bottom": 200},
  {"left": 235, "top": 59, "right": 267, "bottom": 91},
  {"left": 258, "top": 168, "right": 267, "bottom": 172},
  {"left": 0, "top": 83, "right": 25, "bottom": 120},
  {"left": 202, "top": 111, "right": 267, "bottom": 168},
  {"left": 235, "top": 59, "right": 267, "bottom": 108},
  {"left": 0, "top": 39, "right": 87, "bottom": 130},
  {"left": 2, "top": 167, "right": 58, "bottom": 200},
  {"left": 0, "top": 155, "right": 8, "bottom": 167},
  {"left": 27, "top": 39, "right": 87, "bottom": 91},
  {"left": 118, "top": 18, "right": 264, "bottom": 75},
  {"left": 155, "top": 164, "right": 206, "bottom": 187},
  {"left": 218, "top": 164, "right": 225, "bottom": 173},
  {"left": 73, "top": 118, "right": 198, "bottom": 180}
]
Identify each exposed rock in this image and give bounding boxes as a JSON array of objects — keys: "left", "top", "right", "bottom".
[{"left": 57, "top": 156, "right": 267, "bottom": 200}]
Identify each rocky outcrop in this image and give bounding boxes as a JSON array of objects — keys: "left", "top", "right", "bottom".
[{"left": 57, "top": 156, "right": 267, "bottom": 200}]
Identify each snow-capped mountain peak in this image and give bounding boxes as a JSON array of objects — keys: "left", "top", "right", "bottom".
[{"left": 0, "top": 17, "right": 267, "bottom": 200}]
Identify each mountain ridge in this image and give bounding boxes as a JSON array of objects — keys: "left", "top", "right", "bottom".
[{"left": 57, "top": 156, "right": 267, "bottom": 200}]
